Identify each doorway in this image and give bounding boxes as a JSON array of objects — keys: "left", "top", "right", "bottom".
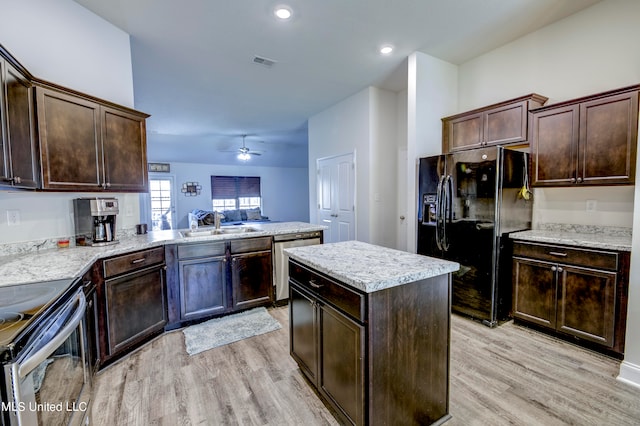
[
  {"left": 148, "top": 176, "right": 176, "bottom": 230},
  {"left": 317, "top": 152, "right": 356, "bottom": 243}
]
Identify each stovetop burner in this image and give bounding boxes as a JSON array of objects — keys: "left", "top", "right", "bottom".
[{"left": 0, "top": 312, "right": 23, "bottom": 330}]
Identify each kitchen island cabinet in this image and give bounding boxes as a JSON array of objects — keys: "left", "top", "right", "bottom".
[{"left": 286, "top": 241, "right": 459, "bottom": 426}]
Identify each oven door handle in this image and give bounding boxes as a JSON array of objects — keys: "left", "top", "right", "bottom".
[{"left": 17, "top": 291, "right": 86, "bottom": 379}]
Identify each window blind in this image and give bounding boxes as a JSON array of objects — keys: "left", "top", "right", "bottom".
[
  {"left": 211, "top": 176, "right": 261, "bottom": 198},
  {"left": 237, "top": 177, "right": 261, "bottom": 197},
  {"left": 211, "top": 176, "right": 237, "bottom": 198}
]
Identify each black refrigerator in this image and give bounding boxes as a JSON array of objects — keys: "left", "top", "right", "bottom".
[{"left": 417, "top": 146, "right": 532, "bottom": 326}]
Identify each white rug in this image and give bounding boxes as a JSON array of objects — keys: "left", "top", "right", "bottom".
[{"left": 183, "top": 307, "right": 282, "bottom": 356}]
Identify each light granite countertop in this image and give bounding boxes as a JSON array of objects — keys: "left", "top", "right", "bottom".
[
  {"left": 0, "top": 222, "right": 325, "bottom": 287},
  {"left": 285, "top": 240, "right": 460, "bottom": 293},
  {"left": 510, "top": 228, "right": 632, "bottom": 252}
]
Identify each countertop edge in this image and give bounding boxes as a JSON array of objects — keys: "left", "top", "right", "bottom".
[
  {"left": 0, "top": 222, "right": 327, "bottom": 287},
  {"left": 286, "top": 241, "right": 460, "bottom": 293},
  {"left": 510, "top": 230, "right": 632, "bottom": 252}
]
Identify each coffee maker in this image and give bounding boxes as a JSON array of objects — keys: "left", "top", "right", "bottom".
[{"left": 73, "top": 198, "right": 119, "bottom": 246}]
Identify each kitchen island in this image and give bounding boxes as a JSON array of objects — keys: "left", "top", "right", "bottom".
[{"left": 285, "top": 240, "right": 459, "bottom": 426}]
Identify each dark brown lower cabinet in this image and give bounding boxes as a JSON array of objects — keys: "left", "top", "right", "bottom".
[
  {"left": 98, "top": 247, "right": 167, "bottom": 366},
  {"left": 105, "top": 266, "right": 166, "bottom": 355},
  {"left": 289, "top": 259, "right": 450, "bottom": 426},
  {"left": 179, "top": 255, "right": 228, "bottom": 320},
  {"left": 512, "top": 241, "right": 629, "bottom": 356},
  {"left": 231, "top": 249, "right": 273, "bottom": 310},
  {"left": 165, "top": 237, "right": 274, "bottom": 329}
]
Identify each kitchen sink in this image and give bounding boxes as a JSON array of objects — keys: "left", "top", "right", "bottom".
[{"left": 180, "top": 226, "right": 258, "bottom": 238}]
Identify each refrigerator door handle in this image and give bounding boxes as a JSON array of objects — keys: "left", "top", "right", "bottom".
[
  {"left": 442, "top": 175, "right": 453, "bottom": 251},
  {"left": 435, "top": 175, "right": 446, "bottom": 251}
]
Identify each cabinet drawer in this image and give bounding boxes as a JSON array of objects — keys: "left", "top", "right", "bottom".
[
  {"left": 103, "top": 247, "right": 165, "bottom": 278},
  {"left": 230, "top": 237, "right": 272, "bottom": 254},
  {"left": 289, "top": 261, "right": 365, "bottom": 322},
  {"left": 513, "top": 242, "right": 617, "bottom": 270},
  {"left": 178, "top": 242, "right": 226, "bottom": 259}
]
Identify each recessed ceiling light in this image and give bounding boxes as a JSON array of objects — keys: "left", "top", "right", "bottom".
[
  {"left": 379, "top": 44, "right": 394, "bottom": 55},
  {"left": 274, "top": 6, "right": 292, "bottom": 20}
]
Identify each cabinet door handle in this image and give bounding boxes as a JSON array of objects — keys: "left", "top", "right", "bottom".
[
  {"left": 549, "top": 251, "right": 567, "bottom": 257},
  {"left": 557, "top": 267, "right": 563, "bottom": 273},
  {"left": 308, "top": 279, "right": 323, "bottom": 289},
  {"left": 131, "top": 258, "right": 146, "bottom": 264},
  {"left": 570, "top": 177, "right": 576, "bottom": 183},
  {"left": 551, "top": 266, "right": 557, "bottom": 272}
]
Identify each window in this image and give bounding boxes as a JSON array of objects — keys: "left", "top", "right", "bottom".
[
  {"left": 211, "top": 176, "right": 261, "bottom": 211},
  {"left": 149, "top": 178, "right": 174, "bottom": 230}
]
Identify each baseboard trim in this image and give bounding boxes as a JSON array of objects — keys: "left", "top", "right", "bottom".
[{"left": 617, "top": 361, "right": 640, "bottom": 390}]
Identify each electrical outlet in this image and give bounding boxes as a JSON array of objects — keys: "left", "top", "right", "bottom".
[
  {"left": 586, "top": 199, "right": 597, "bottom": 212},
  {"left": 6, "top": 210, "right": 20, "bottom": 226}
]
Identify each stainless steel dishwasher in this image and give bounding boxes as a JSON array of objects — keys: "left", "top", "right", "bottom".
[{"left": 273, "top": 231, "right": 322, "bottom": 302}]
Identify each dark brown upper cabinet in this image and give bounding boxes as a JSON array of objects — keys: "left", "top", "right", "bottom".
[
  {"left": 0, "top": 47, "right": 39, "bottom": 189},
  {"left": 442, "top": 94, "right": 548, "bottom": 153},
  {"left": 530, "top": 85, "right": 639, "bottom": 187},
  {"left": 36, "top": 84, "right": 150, "bottom": 192}
]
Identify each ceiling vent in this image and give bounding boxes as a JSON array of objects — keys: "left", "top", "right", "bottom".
[{"left": 253, "top": 55, "right": 277, "bottom": 68}]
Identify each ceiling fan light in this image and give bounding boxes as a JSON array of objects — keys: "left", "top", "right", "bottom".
[
  {"left": 274, "top": 6, "right": 292, "bottom": 20},
  {"left": 237, "top": 152, "right": 251, "bottom": 161}
]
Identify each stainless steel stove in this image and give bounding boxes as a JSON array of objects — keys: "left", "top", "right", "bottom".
[{"left": 0, "top": 278, "right": 91, "bottom": 426}]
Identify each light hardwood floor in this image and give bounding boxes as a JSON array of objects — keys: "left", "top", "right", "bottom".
[{"left": 91, "top": 307, "right": 640, "bottom": 425}]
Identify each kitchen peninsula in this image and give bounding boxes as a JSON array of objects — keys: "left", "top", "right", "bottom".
[{"left": 285, "top": 241, "right": 459, "bottom": 426}]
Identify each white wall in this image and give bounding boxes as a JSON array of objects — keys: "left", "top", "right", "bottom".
[
  {"left": 456, "top": 0, "right": 640, "bottom": 385},
  {"left": 369, "top": 87, "right": 398, "bottom": 248},
  {"left": 0, "top": 0, "right": 134, "bottom": 107},
  {"left": 309, "top": 88, "right": 371, "bottom": 242},
  {"left": 0, "top": 0, "right": 137, "bottom": 245},
  {"left": 0, "top": 192, "right": 140, "bottom": 244},
  {"left": 308, "top": 86, "right": 402, "bottom": 248},
  {"left": 458, "top": 0, "right": 639, "bottom": 229},
  {"left": 162, "top": 162, "right": 309, "bottom": 229},
  {"left": 405, "top": 52, "right": 458, "bottom": 252}
]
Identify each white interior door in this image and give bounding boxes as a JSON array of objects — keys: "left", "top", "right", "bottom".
[
  {"left": 317, "top": 153, "right": 355, "bottom": 243},
  {"left": 396, "top": 148, "right": 408, "bottom": 251}
]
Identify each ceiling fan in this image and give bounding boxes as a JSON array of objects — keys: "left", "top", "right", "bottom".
[{"left": 235, "top": 135, "right": 262, "bottom": 161}]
